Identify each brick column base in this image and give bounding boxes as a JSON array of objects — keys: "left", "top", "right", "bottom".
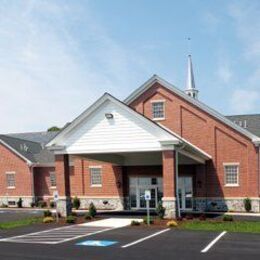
[
  {"left": 57, "top": 197, "right": 72, "bottom": 217},
  {"left": 162, "top": 197, "right": 176, "bottom": 219}
]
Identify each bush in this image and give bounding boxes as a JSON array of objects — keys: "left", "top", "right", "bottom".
[
  {"left": 30, "top": 202, "right": 35, "bottom": 208},
  {"left": 223, "top": 215, "right": 233, "bottom": 222},
  {"left": 156, "top": 201, "right": 165, "bottom": 219},
  {"left": 131, "top": 220, "right": 141, "bottom": 226},
  {"left": 43, "top": 210, "right": 52, "bottom": 217},
  {"left": 43, "top": 217, "right": 54, "bottom": 223},
  {"left": 84, "top": 213, "right": 93, "bottom": 220},
  {"left": 66, "top": 215, "right": 77, "bottom": 224},
  {"left": 167, "top": 220, "right": 178, "bottom": 228},
  {"left": 0, "top": 203, "right": 8, "bottom": 208},
  {"left": 50, "top": 201, "right": 55, "bottom": 208},
  {"left": 143, "top": 216, "right": 154, "bottom": 225},
  {"left": 70, "top": 211, "right": 77, "bottom": 217},
  {"left": 73, "top": 197, "right": 80, "bottom": 210},
  {"left": 244, "top": 198, "right": 252, "bottom": 212},
  {"left": 38, "top": 200, "right": 47, "bottom": 208},
  {"left": 17, "top": 198, "right": 23, "bottom": 208},
  {"left": 88, "top": 202, "right": 97, "bottom": 218}
]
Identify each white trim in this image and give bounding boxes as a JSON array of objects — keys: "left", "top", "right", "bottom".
[
  {"left": 6, "top": 171, "right": 16, "bottom": 189},
  {"left": 89, "top": 166, "right": 102, "bottom": 187},
  {"left": 124, "top": 75, "right": 260, "bottom": 145},
  {"left": 223, "top": 162, "right": 240, "bottom": 166},
  {"left": 0, "top": 140, "right": 32, "bottom": 165},
  {"left": 224, "top": 164, "right": 239, "bottom": 187},
  {"left": 151, "top": 100, "right": 165, "bottom": 121}
]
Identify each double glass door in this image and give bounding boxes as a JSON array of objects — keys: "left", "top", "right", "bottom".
[
  {"left": 129, "top": 177, "right": 163, "bottom": 209},
  {"left": 178, "top": 176, "right": 193, "bottom": 210}
]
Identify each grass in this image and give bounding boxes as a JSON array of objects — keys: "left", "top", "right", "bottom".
[
  {"left": 0, "top": 217, "right": 43, "bottom": 230},
  {"left": 180, "top": 220, "right": 260, "bottom": 234}
]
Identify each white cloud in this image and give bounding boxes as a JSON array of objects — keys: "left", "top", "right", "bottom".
[
  {"left": 0, "top": 0, "right": 151, "bottom": 133},
  {"left": 216, "top": 62, "right": 232, "bottom": 83},
  {"left": 230, "top": 89, "right": 259, "bottom": 113}
]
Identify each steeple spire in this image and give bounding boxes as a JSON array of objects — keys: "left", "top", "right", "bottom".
[{"left": 185, "top": 55, "right": 199, "bottom": 99}]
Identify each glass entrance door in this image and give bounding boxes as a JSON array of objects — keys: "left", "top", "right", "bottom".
[{"left": 178, "top": 176, "right": 193, "bottom": 210}]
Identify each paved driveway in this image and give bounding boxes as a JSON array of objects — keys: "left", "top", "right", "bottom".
[{"left": 0, "top": 209, "right": 43, "bottom": 223}]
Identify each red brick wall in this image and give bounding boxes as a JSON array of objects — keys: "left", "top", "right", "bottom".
[
  {"left": 0, "top": 143, "right": 32, "bottom": 197},
  {"left": 130, "top": 82, "right": 259, "bottom": 198}
]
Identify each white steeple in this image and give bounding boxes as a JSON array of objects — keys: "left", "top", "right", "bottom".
[{"left": 185, "top": 55, "right": 199, "bottom": 99}]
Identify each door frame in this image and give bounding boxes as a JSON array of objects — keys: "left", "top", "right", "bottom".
[{"left": 178, "top": 176, "right": 193, "bottom": 211}]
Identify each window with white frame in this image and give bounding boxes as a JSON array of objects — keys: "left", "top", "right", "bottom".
[
  {"left": 49, "top": 172, "right": 56, "bottom": 187},
  {"left": 224, "top": 164, "right": 239, "bottom": 186},
  {"left": 6, "top": 172, "right": 15, "bottom": 188},
  {"left": 90, "top": 167, "right": 102, "bottom": 186},
  {"left": 152, "top": 101, "right": 165, "bottom": 120}
]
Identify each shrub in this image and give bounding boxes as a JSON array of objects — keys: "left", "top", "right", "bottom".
[
  {"left": 17, "top": 198, "right": 23, "bottom": 208},
  {"left": 143, "top": 216, "right": 154, "bottom": 225},
  {"left": 131, "top": 220, "right": 141, "bottom": 226},
  {"left": 50, "top": 201, "right": 55, "bottom": 208},
  {"left": 167, "top": 220, "right": 178, "bottom": 228},
  {"left": 30, "top": 202, "right": 35, "bottom": 208},
  {"left": 43, "top": 210, "right": 52, "bottom": 217},
  {"left": 38, "top": 200, "right": 47, "bottom": 208},
  {"left": 244, "top": 198, "right": 252, "bottom": 212},
  {"left": 0, "top": 203, "right": 8, "bottom": 208},
  {"left": 66, "top": 215, "right": 77, "bottom": 224},
  {"left": 156, "top": 201, "right": 166, "bottom": 219},
  {"left": 43, "top": 217, "right": 54, "bottom": 223},
  {"left": 70, "top": 211, "right": 77, "bottom": 217},
  {"left": 88, "top": 202, "right": 97, "bottom": 218},
  {"left": 73, "top": 197, "right": 80, "bottom": 210},
  {"left": 223, "top": 215, "right": 233, "bottom": 222},
  {"left": 84, "top": 213, "right": 93, "bottom": 220}
]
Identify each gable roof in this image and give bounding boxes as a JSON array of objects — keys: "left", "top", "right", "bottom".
[
  {"left": 46, "top": 93, "right": 211, "bottom": 161},
  {"left": 0, "top": 132, "right": 57, "bottom": 165},
  {"left": 226, "top": 114, "right": 260, "bottom": 138},
  {"left": 124, "top": 74, "right": 260, "bottom": 145}
]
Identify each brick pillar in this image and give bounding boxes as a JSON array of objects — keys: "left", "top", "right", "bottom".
[
  {"left": 55, "top": 154, "right": 72, "bottom": 217},
  {"left": 162, "top": 150, "right": 177, "bottom": 219}
]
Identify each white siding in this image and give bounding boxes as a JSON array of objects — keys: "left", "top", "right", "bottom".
[{"left": 62, "top": 100, "right": 177, "bottom": 153}]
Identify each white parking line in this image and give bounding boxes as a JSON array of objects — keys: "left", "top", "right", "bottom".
[
  {"left": 201, "top": 231, "right": 227, "bottom": 253},
  {"left": 121, "top": 228, "right": 170, "bottom": 248}
]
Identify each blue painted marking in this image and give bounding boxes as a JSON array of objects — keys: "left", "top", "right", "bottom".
[{"left": 76, "top": 240, "right": 118, "bottom": 247}]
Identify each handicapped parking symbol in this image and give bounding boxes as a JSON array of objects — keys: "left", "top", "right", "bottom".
[{"left": 76, "top": 240, "right": 118, "bottom": 247}]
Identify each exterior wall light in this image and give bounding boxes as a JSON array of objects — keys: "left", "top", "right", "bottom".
[{"left": 105, "top": 113, "right": 114, "bottom": 119}]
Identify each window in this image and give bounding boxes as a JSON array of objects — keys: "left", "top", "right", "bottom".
[
  {"left": 152, "top": 101, "right": 165, "bottom": 120},
  {"left": 90, "top": 167, "right": 102, "bottom": 186},
  {"left": 49, "top": 172, "right": 56, "bottom": 187},
  {"left": 6, "top": 172, "right": 15, "bottom": 188},
  {"left": 224, "top": 164, "right": 239, "bottom": 186}
]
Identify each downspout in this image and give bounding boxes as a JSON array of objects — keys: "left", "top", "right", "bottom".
[
  {"left": 29, "top": 163, "right": 36, "bottom": 203},
  {"left": 258, "top": 146, "right": 260, "bottom": 211}
]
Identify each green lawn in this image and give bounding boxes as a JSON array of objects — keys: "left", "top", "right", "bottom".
[
  {"left": 180, "top": 220, "right": 260, "bottom": 234},
  {"left": 0, "top": 217, "right": 42, "bottom": 229}
]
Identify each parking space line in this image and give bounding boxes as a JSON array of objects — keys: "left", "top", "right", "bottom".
[
  {"left": 201, "top": 231, "right": 227, "bottom": 253},
  {"left": 121, "top": 228, "right": 170, "bottom": 248}
]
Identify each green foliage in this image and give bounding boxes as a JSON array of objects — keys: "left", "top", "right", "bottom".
[
  {"left": 17, "top": 198, "right": 23, "bottom": 208},
  {"left": 156, "top": 201, "right": 165, "bottom": 219},
  {"left": 131, "top": 220, "right": 141, "bottom": 226},
  {"left": 47, "top": 126, "right": 60, "bottom": 132},
  {"left": 43, "top": 217, "right": 54, "bottom": 223},
  {"left": 244, "top": 198, "right": 252, "bottom": 212},
  {"left": 223, "top": 215, "right": 234, "bottom": 222},
  {"left": 143, "top": 216, "right": 154, "bottom": 225},
  {"left": 73, "top": 197, "right": 80, "bottom": 210},
  {"left": 50, "top": 201, "right": 55, "bottom": 208},
  {"left": 88, "top": 202, "right": 97, "bottom": 218},
  {"left": 43, "top": 210, "right": 52, "bottom": 217},
  {"left": 84, "top": 213, "right": 93, "bottom": 220},
  {"left": 66, "top": 215, "right": 77, "bottom": 224},
  {"left": 30, "top": 202, "right": 35, "bottom": 208},
  {"left": 38, "top": 200, "right": 47, "bottom": 208}
]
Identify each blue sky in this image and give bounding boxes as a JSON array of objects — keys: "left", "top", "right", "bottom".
[{"left": 0, "top": 0, "right": 259, "bottom": 132}]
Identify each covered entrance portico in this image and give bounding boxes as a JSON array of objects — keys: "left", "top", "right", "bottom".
[{"left": 47, "top": 93, "right": 211, "bottom": 218}]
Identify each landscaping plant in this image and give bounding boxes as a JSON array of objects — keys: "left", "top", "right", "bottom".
[
  {"left": 66, "top": 215, "right": 77, "bottom": 224},
  {"left": 223, "top": 215, "right": 234, "bottom": 222},
  {"left": 50, "top": 201, "right": 55, "bottom": 208},
  {"left": 88, "top": 202, "right": 97, "bottom": 218},
  {"left": 167, "top": 220, "right": 178, "bottom": 228},
  {"left": 73, "top": 197, "right": 80, "bottom": 210},
  {"left": 156, "top": 201, "right": 165, "bottom": 219},
  {"left": 43, "top": 210, "right": 52, "bottom": 217},
  {"left": 17, "top": 198, "right": 23, "bottom": 208},
  {"left": 143, "top": 216, "right": 154, "bottom": 225},
  {"left": 244, "top": 198, "right": 252, "bottom": 212},
  {"left": 43, "top": 217, "right": 54, "bottom": 223}
]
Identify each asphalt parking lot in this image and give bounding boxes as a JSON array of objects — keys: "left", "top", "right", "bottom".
[
  {"left": 1, "top": 223, "right": 260, "bottom": 259},
  {"left": 0, "top": 209, "right": 43, "bottom": 223}
]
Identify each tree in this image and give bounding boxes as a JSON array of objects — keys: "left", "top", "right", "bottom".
[{"left": 47, "top": 126, "right": 60, "bottom": 132}]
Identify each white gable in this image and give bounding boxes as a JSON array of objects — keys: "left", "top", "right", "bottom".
[{"left": 56, "top": 99, "right": 178, "bottom": 154}]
